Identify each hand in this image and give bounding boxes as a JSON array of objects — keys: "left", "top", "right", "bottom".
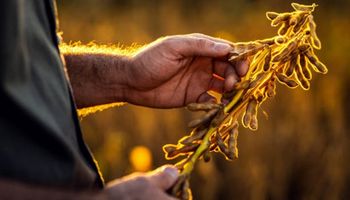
[
  {"left": 101, "top": 165, "right": 179, "bottom": 200},
  {"left": 124, "top": 33, "right": 249, "bottom": 108}
]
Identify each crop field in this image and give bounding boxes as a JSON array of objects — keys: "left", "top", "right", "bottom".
[{"left": 58, "top": 0, "right": 350, "bottom": 199}]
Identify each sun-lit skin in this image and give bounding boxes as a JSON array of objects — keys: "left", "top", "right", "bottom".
[{"left": 61, "top": 34, "right": 249, "bottom": 109}]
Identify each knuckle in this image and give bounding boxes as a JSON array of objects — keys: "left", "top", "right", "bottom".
[
  {"left": 132, "top": 176, "right": 153, "bottom": 193},
  {"left": 134, "top": 176, "right": 150, "bottom": 190},
  {"left": 161, "top": 36, "right": 174, "bottom": 45},
  {"left": 162, "top": 36, "right": 176, "bottom": 45},
  {"left": 190, "top": 33, "right": 205, "bottom": 37},
  {"left": 134, "top": 176, "right": 149, "bottom": 186},
  {"left": 196, "top": 38, "right": 214, "bottom": 49}
]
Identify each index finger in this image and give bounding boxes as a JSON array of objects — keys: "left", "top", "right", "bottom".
[{"left": 189, "top": 33, "right": 235, "bottom": 46}]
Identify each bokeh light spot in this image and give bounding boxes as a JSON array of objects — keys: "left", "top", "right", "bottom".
[{"left": 129, "top": 145, "right": 152, "bottom": 172}]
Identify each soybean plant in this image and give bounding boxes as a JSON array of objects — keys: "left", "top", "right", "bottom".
[{"left": 163, "top": 3, "right": 327, "bottom": 199}]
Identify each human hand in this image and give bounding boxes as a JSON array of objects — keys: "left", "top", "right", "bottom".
[
  {"left": 101, "top": 165, "right": 179, "bottom": 200},
  {"left": 124, "top": 33, "right": 249, "bottom": 108}
]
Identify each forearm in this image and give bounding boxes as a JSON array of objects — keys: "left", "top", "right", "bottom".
[
  {"left": 61, "top": 44, "right": 132, "bottom": 108},
  {"left": 0, "top": 179, "right": 104, "bottom": 200}
]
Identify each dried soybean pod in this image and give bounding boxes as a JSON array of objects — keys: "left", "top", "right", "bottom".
[
  {"left": 248, "top": 73, "right": 263, "bottom": 89},
  {"left": 215, "top": 132, "right": 226, "bottom": 152},
  {"left": 255, "top": 91, "right": 266, "bottom": 103},
  {"left": 298, "top": 44, "right": 310, "bottom": 54},
  {"left": 304, "top": 50, "right": 328, "bottom": 74},
  {"left": 266, "top": 11, "right": 279, "bottom": 20},
  {"left": 289, "top": 14, "right": 298, "bottom": 26},
  {"left": 202, "top": 148, "right": 211, "bottom": 162},
  {"left": 228, "top": 126, "right": 239, "bottom": 159},
  {"left": 218, "top": 122, "right": 234, "bottom": 136},
  {"left": 248, "top": 98, "right": 259, "bottom": 131},
  {"left": 228, "top": 121, "right": 239, "bottom": 143},
  {"left": 307, "top": 15, "right": 321, "bottom": 49},
  {"left": 250, "top": 114, "right": 258, "bottom": 131},
  {"left": 243, "top": 98, "right": 257, "bottom": 128},
  {"left": 251, "top": 57, "right": 263, "bottom": 74},
  {"left": 187, "top": 103, "right": 221, "bottom": 112},
  {"left": 295, "top": 65, "right": 310, "bottom": 90},
  {"left": 163, "top": 143, "right": 200, "bottom": 159},
  {"left": 273, "top": 38, "right": 298, "bottom": 62},
  {"left": 276, "top": 73, "right": 299, "bottom": 88},
  {"left": 274, "top": 36, "right": 286, "bottom": 44},
  {"left": 298, "top": 55, "right": 312, "bottom": 80},
  {"left": 283, "top": 62, "right": 291, "bottom": 74},
  {"left": 263, "top": 48, "right": 272, "bottom": 71},
  {"left": 211, "top": 108, "right": 225, "bottom": 127},
  {"left": 228, "top": 52, "right": 240, "bottom": 61},
  {"left": 229, "top": 44, "right": 266, "bottom": 62},
  {"left": 266, "top": 80, "right": 276, "bottom": 97},
  {"left": 278, "top": 22, "right": 290, "bottom": 36},
  {"left": 257, "top": 37, "right": 275, "bottom": 45},
  {"left": 293, "top": 12, "right": 308, "bottom": 33},
  {"left": 176, "top": 143, "right": 199, "bottom": 154},
  {"left": 242, "top": 106, "right": 251, "bottom": 128},
  {"left": 215, "top": 132, "right": 232, "bottom": 160},
  {"left": 229, "top": 46, "right": 243, "bottom": 60},
  {"left": 246, "top": 42, "right": 260, "bottom": 50},
  {"left": 163, "top": 144, "right": 176, "bottom": 152},
  {"left": 226, "top": 123, "right": 239, "bottom": 160},
  {"left": 314, "top": 60, "right": 328, "bottom": 74},
  {"left": 188, "top": 108, "right": 219, "bottom": 128},
  {"left": 271, "top": 13, "right": 291, "bottom": 27},
  {"left": 163, "top": 144, "right": 177, "bottom": 159},
  {"left": 233, "top": 133, "right": 239, "bottom": 158},
  {"left": 279, "top": 48, "right": 298, "bottom": 64},
  {"left": 230, "top": 42, "right": 256, "bottom": 56},
  {"left": 310, "top": 36, "right": 321, "bottom": 50},
  {"left": 179, "top": 128, "right": 207, "bottom": 145},
  {"left": 226, "top": 132, "right": 235, "bottom": 161},
  {"left": 286, "top": 56, "right": 297, "bottom": 77},
  {"left": 291, "top": 3, "right": 317, "bottom": 12}
]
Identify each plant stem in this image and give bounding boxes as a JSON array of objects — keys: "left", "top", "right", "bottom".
[
  {"left": 178, "top": 44, "right": 276, "bottom": 177},
  {"left": 180, "top": 88, "right": 245, "bottom": 176}
]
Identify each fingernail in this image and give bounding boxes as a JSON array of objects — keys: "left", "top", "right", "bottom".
[
  {"left": 214, "top": 43, "right": 231, "bottom": 51},
  {"left": 163, "top": 166, "right": 179, "bottom": 180}
]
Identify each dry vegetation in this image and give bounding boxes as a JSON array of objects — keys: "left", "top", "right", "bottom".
[
  {"left": 163, "top": 3, "right": 328, "bottom": 199},
  {"left": 58, "top": 0, "right": 350, "bottom": 199}
]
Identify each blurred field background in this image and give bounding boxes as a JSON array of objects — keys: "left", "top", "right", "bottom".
[{"left": 57, "top": 0, "right": 349, "bottom": 199}]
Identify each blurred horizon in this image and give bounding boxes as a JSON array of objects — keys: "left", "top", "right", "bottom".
[{"left": 57, "top": 0, "right": 350, "bottom": 199}]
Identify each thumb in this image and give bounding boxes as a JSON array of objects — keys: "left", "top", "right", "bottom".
[
  {"left": 170, "top": 36, "right": 232, "bottom": 57},
  {"left": 147, "top": 165, "right": 179, "bottom": 190}
]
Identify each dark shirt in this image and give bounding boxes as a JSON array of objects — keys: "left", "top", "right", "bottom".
[{"left": 0, "top": 0, "right": 103, "bottom": 189}]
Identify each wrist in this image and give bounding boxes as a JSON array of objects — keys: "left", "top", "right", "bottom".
[
  {"left": 64, "top": 53, "right": 131, "bottom": 108},
  {"left": 103, "top": 55, "right": 131, "bottom": 103},
  {"left": 120, "top": 56, "right": 143, "bottom": 104}
]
